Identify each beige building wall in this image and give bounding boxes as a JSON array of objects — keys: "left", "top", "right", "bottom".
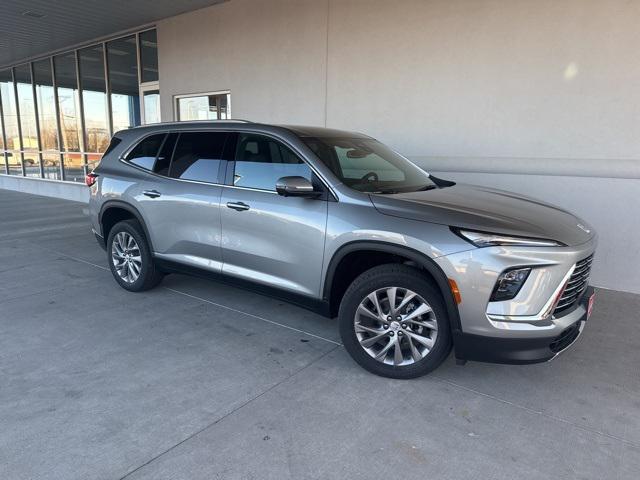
[{"left": 157, "top": 0, "right": 640, "bottom": 293}]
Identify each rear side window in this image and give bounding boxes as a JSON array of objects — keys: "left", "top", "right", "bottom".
[
  {"left": 169, "top": 132, "right": 227, "bottom": 183},
  {"left": 233, "top": 134, "right": 311, "bottom": 191},
  {"left": 126, "top": 134, "right": 165, "bottom": 170}
]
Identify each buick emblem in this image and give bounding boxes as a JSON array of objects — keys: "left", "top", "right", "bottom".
[{"left": 577, "top": 223, "right": 591, "bottom": 234}]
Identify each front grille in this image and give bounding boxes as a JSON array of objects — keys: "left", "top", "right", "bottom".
[{"left": 553, "top": 254, "right": 593, "bottom": 315}]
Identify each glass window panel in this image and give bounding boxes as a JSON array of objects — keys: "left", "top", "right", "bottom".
[
  {"left": 54, "top": 52, "right": 82, "bottom": 152},
  {"left": 7, "top": 152, "right": 22, "bottom": 175},
  {"left": 14, "top": 64, "right": 38, "bottom": 153},
  {"left": 0, "top": 98, "right": 3, "bottom": 152},
  {"left": 234, "top": 134, "right": 311, "bottom": 191},
  {"left": 0, "top": 69, "right": 20, "bottom": 151},
  {"left": 169, "top": 132, "right": 226, "bottom": 183},
  {"left": 63, "top": 153, "right": 85, "bottom": 182},
  {"left": 139, "top": 29, "right": 158, "bottom": 83},
  {"left": 23, "top": 151, "right": 41, "bottom": 177},
  {"left": 79, "top": 45, "right": 109, "bottom": 153},
  {"left": 177, "top": 93, "right": 230, "bottom": 121},
  {"left": 125, "top": 133, "right": 165, "bottom": 171},
  {"left": 86, "top": 153, "right": 103, "bottom": 171},
  {"left": 42, "top": 153, "right": 61, "bottom": 180},
  {"left": 218, "top": 93, "right": 229, "bottom": 119},
  {"left": 107, "top": 35, "right": 140, "bottom": 132},
  {"left": 33, "top": 59, "right": 59, "bottom": 151},
  {"left": 143, "top": 90, "right": 160, "bottom": 124}
]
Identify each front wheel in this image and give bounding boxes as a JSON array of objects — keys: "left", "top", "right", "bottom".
[{"left": 338, "top": 264, "right": 452, "bottom": 379}]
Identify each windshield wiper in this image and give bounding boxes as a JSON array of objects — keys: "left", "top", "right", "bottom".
[{"left": 374, "top": 189, "right": 400, "bottom": 194}]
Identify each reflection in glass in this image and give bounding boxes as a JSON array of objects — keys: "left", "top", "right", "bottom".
[
  {"left": 23, "top": 152, "right": 41, "bottom": 177},
  {"left": 143, "top": 90, "right": 161, "bottom": 124},
  {"left": 63, "top": 153, "right": 85, "bottom": 182},
  {"left": 86, "top": 153, "right": 102, "bottom": 171},
  {"left": 0, "top": 28, "right": 158, "bottom": 182},
  {"left": 79, "top": 45, "right": 110, "bottom": 153},
  {"left": 0, "top": 69, "right": 20, "bottom": 152},
  {"left": 6, "top": 152, "right": 22, "bottom": 175},
  {"left": 139, "top": 29, "right": 159, "bottom": 83},
  {"left": 0, "top": 88, "right": 4, "bottom": 152},
  {"left": 33, "top": 59, "right": 59, "bottom": 151},
  {"left": 54, "top": 53, "right": 82, "bottom": 152},
  {"left": 42, "top": 153, "right": 62, "bottom": 180},
  {"left": 234, "top": 134, "right": 311, "bottom": 191},
  {"left": 107, "top": 35, "right": 140, "bottom": 132},
  {"left": 177, "top": 93, "right": 230, "bottom": 121},
  {"left": 14, "top": 65, "right": 39, "bottom": 156}
]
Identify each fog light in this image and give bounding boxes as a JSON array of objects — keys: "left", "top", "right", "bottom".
[{"left": 490, "top": 267, "right": 531, "bottom": 301}]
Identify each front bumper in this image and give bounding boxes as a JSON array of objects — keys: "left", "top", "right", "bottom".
[{"left": 453, "top": 286, "right": 594, "bottom": 364}]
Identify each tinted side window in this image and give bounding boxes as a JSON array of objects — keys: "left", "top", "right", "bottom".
[
  {"left": 155, "top": 132, "right": 178, "bottom": 176},
  {"left": 234, "top": 134, "right": 311, "bottom": 191},
  {"left": 126, "top": 134, "right": 165, "bottom": 170},
  {"left": 169, "top": 132, "right": 227, "bottom": 183}
]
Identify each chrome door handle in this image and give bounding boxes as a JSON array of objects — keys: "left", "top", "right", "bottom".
[
  {"left": 226, "top": 201, "right": 250, "bottom": 211},
  {"left": 143, "top": 190, "right": 161, "bottom": 198}
]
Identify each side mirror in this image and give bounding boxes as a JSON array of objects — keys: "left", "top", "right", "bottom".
[{"left": 275, "top": 176, "right": 320, "bottom": 197}]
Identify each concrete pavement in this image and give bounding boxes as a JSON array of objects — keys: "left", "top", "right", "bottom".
[{"left": 0, "top": 188, "right": 638, "bottom": 479}]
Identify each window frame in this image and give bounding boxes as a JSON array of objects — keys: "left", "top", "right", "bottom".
[
  {"left": 123, "top": 132, "right": 166, "bottom": 171},
  {"left": 120, "top": 129, "right": 229, "bottom": 187},
  {"left": 0, "top": 27, "right": 158, "bottom": 182},
  {"left": 120, "top": 128, "right": 337, "bottom": 199},
  {"left": 229, "top": 132, "right": 314, "bottom": 194},
  {"left": 167, "top": 131, "right": 228, "bottom": 184},
  {"left": 174, "top": 90, "right": 231, "bottom": 122}
]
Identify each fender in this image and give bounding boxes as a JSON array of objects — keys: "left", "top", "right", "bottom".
[
  {"left": 99, "top": 200, "right": 155, "bottom": 252},
  {"left": 323, "top": 241, "right": 462, "bottom": 333}
]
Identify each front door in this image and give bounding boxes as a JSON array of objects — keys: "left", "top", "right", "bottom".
[{"left": 220, "top": 133, "right": 328, "bottom": 297}]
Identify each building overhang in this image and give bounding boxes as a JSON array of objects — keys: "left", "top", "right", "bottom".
[{"left": 0, "top": 0, "right": 227, "bottom": 68}]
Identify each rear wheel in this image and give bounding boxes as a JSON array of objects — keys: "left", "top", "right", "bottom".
[
  {"left": 107, "top": 219, "right": 163, "bottom": 292},
  {"left": 339, "top": 264, "right": 452, "bottom": 379}
]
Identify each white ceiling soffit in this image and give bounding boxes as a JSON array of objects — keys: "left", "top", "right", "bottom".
[{"left": 0, "top": 0, "right": 227, "bottom": 68}]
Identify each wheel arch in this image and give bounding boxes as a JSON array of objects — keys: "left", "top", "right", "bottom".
[
  {"left": 99, "top": 201, "right": 155, "bottom": 252},
  {"left": 323, "top": 241, "right": 461, "bottom": 333}
]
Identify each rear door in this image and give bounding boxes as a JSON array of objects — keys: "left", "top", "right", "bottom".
[
  {"left": 219, "top": 133, "right": 328, "bottom": 297},
  {"left": 136, "top": 130, "right": 228, "bottom": 272}
]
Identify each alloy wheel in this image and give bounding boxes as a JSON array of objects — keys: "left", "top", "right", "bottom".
[
  {"left": 354, "top": 287, "right": 438, "bottom": 366},
  {"left": 111, "top": 232, "right": 142, "bottom": 284}
]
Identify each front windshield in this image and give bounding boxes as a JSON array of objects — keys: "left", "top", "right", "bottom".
[{"left": 303, "top": 137, "right": 435, "bottom": 193}]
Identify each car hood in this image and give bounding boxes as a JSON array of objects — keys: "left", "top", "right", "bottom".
[{"left": 369, "top": 183, "right": 594, "bottom": 246}]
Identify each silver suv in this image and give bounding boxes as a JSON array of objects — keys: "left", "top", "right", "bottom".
[{"left": 88, "top": 121, "right": 596, "bottom": 378}]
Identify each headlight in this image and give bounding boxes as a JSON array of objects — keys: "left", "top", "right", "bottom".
[
  {"left": 490, "top": 267, "right": 531, "bottom": 301},
  {"left": 453, "top": 228, "right": 564, "bottom": 247}
]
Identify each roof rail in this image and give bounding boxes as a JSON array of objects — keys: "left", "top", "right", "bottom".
[{"left": 126, "top": 119, "right": 255, "bottom": 129}]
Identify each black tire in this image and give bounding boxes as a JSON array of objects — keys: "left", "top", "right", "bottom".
[
  {"left": 338, "top": 264, "right": 452, "bottom": 379},
  {"left": 106, "top": 219, "right": 163, "bottom": 292}
]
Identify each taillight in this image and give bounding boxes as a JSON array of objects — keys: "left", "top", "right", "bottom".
[{"left": 85, "top": 172, "right": 98, "bottom": 187}]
